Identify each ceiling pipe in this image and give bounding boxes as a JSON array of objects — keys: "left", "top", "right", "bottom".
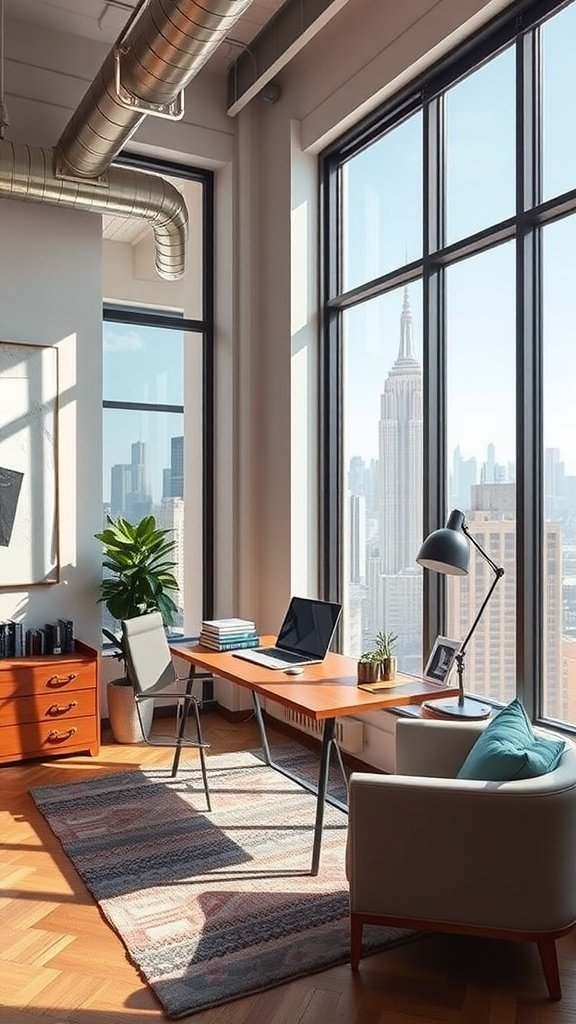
[
  {"left": 0, "top": 0, "right": 9, "bottom": 138},
  {"left": 55, "top": 0, "right": 254, "bottom": 181},
  {"left": 0, "top": 142, "right": 187, "bottom": 280},
  {"left": 0, "top": 0, "right": 255, "bottom": 278}
]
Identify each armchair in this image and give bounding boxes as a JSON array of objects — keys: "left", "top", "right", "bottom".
[{"left": 347, "top": 717, "right": 576, "bottom": 999}]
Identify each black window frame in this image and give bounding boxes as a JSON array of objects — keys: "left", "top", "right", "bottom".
[
  {"left": 103, "top": 153, "right": 215, "bottom": 626},
  {"left": 320, "top": 0, "right": 576, "bottom": 731}
]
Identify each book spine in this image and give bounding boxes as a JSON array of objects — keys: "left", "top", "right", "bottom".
[
  {"left": 200, "top": 638, "right": 260, "bottom": 651},
  {"left": 201, "top": 630, "right": 258, "bottom": 642},
  {"left": 58, "top": 619, "right": 74, "bottom": 653},
  {"left": 201, "top": 621, "right": 256, "bottom": 633},
  {"left": 25, "top": 629, "right": 43, "bottom": 656},
  {"left": 45, "top": 623, "right": 62, "bottom": 656},
  {"left": 13, "top": 621, "right": 24, "bottom": 657},
  {"left": 5, "top": 620, "right": 16, "bottom": 658}
]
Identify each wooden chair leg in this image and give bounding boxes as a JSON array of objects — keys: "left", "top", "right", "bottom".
[
  {"left": 350, "top": 914, "right": 363, "bottom": 971},
  {"left": 537, "top": 938, "right": 562, "bottom": 1000}
]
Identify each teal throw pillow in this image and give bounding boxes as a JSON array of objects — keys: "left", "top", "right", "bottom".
[{"left": 457, "top": 698, "right": 565, "bottom": 781}]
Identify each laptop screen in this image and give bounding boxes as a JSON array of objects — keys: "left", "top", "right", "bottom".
[{"left": 276, "top": 597, "right": 342, "bottom": 659}]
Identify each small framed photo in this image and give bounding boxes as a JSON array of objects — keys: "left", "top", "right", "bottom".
[{"left": 423, "top": 636, "right": 461, "bottom": 685}]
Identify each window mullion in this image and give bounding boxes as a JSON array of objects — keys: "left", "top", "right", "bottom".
[
  {"left": 320, "top": 157, "right": 342, "bottom": 605},
  {"left": 423, "top": 93, "right": 447, "bottom": 658},
  {"left": 516, "top": 24, "right": 543, "bottom": 720}
]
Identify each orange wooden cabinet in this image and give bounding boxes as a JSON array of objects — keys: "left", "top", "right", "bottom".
[{"left": 0, "top": 641, "right": 100, "bottom": 764}]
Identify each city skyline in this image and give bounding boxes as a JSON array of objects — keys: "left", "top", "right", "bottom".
[{"left": 344, "top": 289, "right": 571, "bottom": 717}]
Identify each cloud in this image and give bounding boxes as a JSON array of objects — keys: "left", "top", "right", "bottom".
[{"left": 103, "top": 329, "right": 144, "bottom": 353}]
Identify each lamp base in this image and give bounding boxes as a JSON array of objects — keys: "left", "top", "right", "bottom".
[{"left": 424, "top": 696, "right": 491, "bottom": 720}]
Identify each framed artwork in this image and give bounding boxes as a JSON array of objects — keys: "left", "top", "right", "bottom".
[
  {"left": 0, "top": 341, "right": 59, "bottom": 585},
  {"left": 423, "top": 635, "right": 461, "bottom": 685}
]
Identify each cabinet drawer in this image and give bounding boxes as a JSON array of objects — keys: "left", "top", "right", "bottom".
[
  {"left": 0, "top": 716, "right": 99, "bottom": 763},
  {"left": 0, "top": 662, "right": 96, "bottom": 698},
  {"left": 0, "top": 688, "right": 96, "bottom": 727}
]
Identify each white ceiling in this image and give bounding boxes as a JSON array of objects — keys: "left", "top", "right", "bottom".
[
  {"left": 3, "top": 0, "right": 288, "bottom": 75},
  {"left": 3, "top": 0, "right": 288, "bottom": 243}
]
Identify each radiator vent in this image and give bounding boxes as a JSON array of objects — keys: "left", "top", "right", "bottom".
[{"left": 268, "top": 704, "right": 364, "bottom": 754}]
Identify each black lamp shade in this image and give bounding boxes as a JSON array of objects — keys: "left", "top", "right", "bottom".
[{"left": 416, "top": 508, "right": 470, "bottom": 576}]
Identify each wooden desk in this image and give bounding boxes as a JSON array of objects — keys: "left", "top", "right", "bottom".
[{"left": 171, "top": 637, "right": 459, "bottom": 874}]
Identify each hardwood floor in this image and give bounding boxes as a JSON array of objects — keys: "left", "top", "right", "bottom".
[{"left": 2, "top": 712, "right": 576, "bottom": 1024}]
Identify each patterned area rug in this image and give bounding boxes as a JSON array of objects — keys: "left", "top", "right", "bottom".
[{"left": 30, "top": 747, "right": 413, "bottom": 1018}]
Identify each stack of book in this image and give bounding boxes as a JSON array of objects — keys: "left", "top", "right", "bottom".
[
  {"left": 0, "top": 618, "right": 75, "bottom": 658},
  {"left": 199, "top": 618, "right": 259, "bottom": 652}
]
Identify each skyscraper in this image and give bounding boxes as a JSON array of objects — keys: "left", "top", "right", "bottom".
[
  {"left": 110, "top": 463, "right": 131, "bottom": 517},
  {"left": 378, "top": 287, "right": 423, "bottom": 574},
  {"left": 170, "top": 436, "right": 184, "bottom": 498},
  {"left": 125, "top": 441, "right": 152, "bottom": 520},
  {"left": 345, "top": 288, "right": 423, "bottom": 666}
]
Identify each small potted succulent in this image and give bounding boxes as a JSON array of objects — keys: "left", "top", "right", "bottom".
[
  {"left": 357, "top": 648, "right": 381, "bottom": 684},
  {"left": 357, "top": 630, "right": 399, "bottom": 684},
  {"left": 374, "top": 630, "right": 398, "bottom": 681}
]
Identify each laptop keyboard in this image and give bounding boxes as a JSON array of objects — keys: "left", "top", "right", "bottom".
[{"left": 259, "top": 648, "right": 307, "bottom": 663}]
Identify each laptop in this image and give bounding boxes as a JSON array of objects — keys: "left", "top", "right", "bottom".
[{"left": 233, "top": 596, "right": 342, "bottom": 670}]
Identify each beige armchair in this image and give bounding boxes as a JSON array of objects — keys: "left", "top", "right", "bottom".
[{"left": 347, "top": 717, "right": 576, "bottom": 999}]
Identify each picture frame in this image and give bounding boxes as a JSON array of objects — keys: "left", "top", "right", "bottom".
[
  {"left": 423, "top": 635, "right": 461, "bottom": 685},
  {"left": 0, "top": 341, "right": 59, "bottom": 585}
]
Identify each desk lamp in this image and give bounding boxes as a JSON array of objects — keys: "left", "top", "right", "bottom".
[{"left": 416, "top": 508, "right": 505, "bottom": 719}]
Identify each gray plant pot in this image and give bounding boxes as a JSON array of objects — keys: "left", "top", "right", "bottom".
[{"left": 107, "top": 678, "right": 153, "bottom": 744}]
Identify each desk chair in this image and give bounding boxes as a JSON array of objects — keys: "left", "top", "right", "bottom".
[{"left": 121, "top": 612, "right": 211, "bottom": 809}]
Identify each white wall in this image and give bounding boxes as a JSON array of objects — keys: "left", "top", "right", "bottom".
[
  {"left": 0, "top": 201, "right": 102, "bottom": 647},
  {"left": 1, "top": 17, "right": 238, "bottom": 708}
]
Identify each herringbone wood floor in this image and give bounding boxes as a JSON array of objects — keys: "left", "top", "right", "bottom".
[{"left": 2, "top": 712, "right": 576, "bottom": 1024}]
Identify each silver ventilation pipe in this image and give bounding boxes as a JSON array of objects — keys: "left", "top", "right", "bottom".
[
  {"left": 0, "top": 0, "right": 9, "bottom": 138},
  {"left": 0, "top": 142, "right": 187, "bottom": 279},
  {"left": 0, "top": 0, "right": 255, "bottom": 278},
  {"left": 55, "top": 0, "right": 254, "bottom": 180}
]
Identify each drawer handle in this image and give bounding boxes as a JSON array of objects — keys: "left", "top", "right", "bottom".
[
  {"left": 46, "top": 672, "right": 78, "bottom": 688},
  {"left": 47, "top": 701, "right": 78, "bottom": 716},
  {"left": 47, "top": 727, "right": 78, "bottom": 742}
]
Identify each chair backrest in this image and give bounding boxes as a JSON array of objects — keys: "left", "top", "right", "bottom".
[{"left": 121, "top": 611, "right": 177, "bottom": 695}]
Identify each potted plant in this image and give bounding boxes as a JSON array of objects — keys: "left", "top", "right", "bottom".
[
  {"left": 357, "top": 630, "right": 399, "bottom": 684},
  {"left": 357, "top": 649, "right": 381, "bottom": 684},
  {"left": 374, "top": 630, "right": 398, "bottom": 681},
  {"left": 95, "top": 514, "right": 179, "bottom": 743}
]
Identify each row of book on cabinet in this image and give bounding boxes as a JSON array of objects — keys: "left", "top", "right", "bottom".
[
  {"left": 0, "top": 618, "right": 75, "bottom": 658},
  {"left": 199, "top": 617, "right": 259, "bottom": 651}
]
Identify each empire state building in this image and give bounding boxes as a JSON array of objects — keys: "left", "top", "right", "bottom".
[{"left": 378, "top": 287, "right": 423, "bottom": 574}]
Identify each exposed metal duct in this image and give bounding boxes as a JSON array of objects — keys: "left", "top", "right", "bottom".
[
  {"left": 56, "top": 0, "right": 255, "bottom": 181},
  {"left": 0, "top": 142, "right": 187, "bottom": 279},
  {"left": 0, "top": 0, "right": 255, "bottom": 278}
]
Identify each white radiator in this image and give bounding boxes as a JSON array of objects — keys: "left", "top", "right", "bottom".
[{"left": 266, "top": 702, "right": 364, "bottom": 754}]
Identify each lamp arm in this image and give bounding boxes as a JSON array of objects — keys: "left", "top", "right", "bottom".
[
  {"left": 461, "top": 522, "right": 501, "bottom": 574},
  {"left": 458, "top": 565, "right": 504, "bottom": 658}
]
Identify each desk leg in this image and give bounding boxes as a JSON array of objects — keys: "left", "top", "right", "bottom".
[
  {"left": 252, "top": 691, "right": 273, "bottom": 764},
  {"left": 311, "top": 717, "right": 335, "bottom": 876},
  {"left": 251, "top": 695, "right": 344, "bottom": 876}
]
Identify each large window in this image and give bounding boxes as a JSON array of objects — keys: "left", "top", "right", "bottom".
[
  {"left": 322, "top": 0, "right": 576, "bottom": 729},
  {"left": 103, "top": 157, "right": 213, "bottom": 638}
]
